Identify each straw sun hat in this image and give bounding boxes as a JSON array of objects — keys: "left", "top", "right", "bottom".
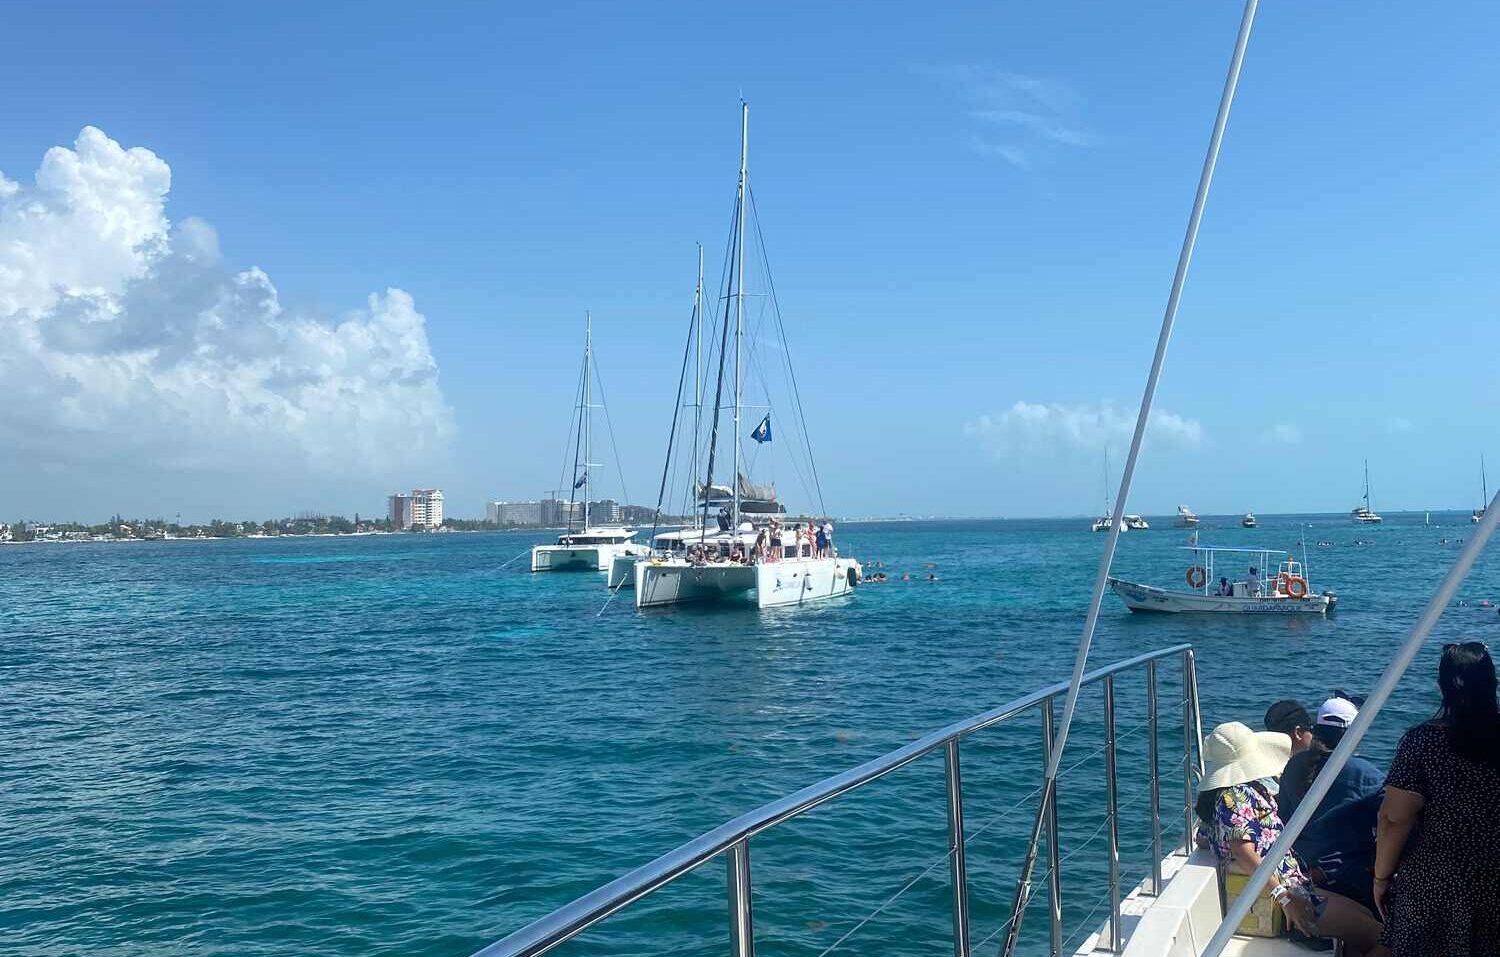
[{"left": 1201, "top": 721, "right": 1292, "bottom": 791}]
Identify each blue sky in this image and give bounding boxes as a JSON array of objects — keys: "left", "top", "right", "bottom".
[{"left": 2, "top": 1, "right": 1496, "bottom": 521}]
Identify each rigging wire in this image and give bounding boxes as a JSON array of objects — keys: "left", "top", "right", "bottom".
[
  {"left": 648, "top": 283, "right": 705, "bottom": 540},
  {"left": 748, "top": 185, "right": 828, "bottom": 519},
  {"left": 587, "top": 354, "right": 632, "bottom": 513}
]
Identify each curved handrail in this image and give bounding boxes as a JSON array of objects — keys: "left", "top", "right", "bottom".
[{"left": 470, "top": 643, "right": 1193, "bottom": 957}]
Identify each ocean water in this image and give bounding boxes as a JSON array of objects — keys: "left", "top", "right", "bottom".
[{"left": 3, "top": 515, "right": 1498, "bottom": 957}]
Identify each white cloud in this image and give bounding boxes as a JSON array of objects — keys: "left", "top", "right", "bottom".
[
  {"left": 1260, "top": 423, "right": 1303, "bottom": 445},
  {"left": 0, "top": 127, "right": 453, "bottom": 487},
  {"left": 927, "top": 66, "right": 1093, "bottom": 165},
  {"left": 965, "top": 400, "right": 1204, "bottom": 457},
  {"left": 1387, "top": 416, "right": 1414, "bottom": 434}
]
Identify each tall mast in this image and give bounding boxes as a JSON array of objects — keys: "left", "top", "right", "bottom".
[
  {"left": 1363, "top": 457, "right": 1371, "bottom": 509},
  {"left": 731, "top": 101, "right": 749, "bottom": 529},
  {"left": 1484, "top": 454, "right": 1489, "bottom": 504},
  {"left": 693, "top": 243, "right": 704, "bottom": 532},
  {"left": 583, "top": 311, "right": 592, "bottom": 528}
]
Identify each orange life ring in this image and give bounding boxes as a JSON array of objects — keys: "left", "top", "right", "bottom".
[
  {"left": 1286, "top": 576, "right": 1308, "bottom": 599},
  {"left": 1186, "top": 565, "right": 1207, "bottom": 589}
]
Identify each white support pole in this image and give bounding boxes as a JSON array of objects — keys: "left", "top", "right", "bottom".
[
  {"left": 999, "top": 4, "right": 1259, "bottom": 954},
  {"left": 1202, "top": 488, "right": 1500, "bottom": 957}
]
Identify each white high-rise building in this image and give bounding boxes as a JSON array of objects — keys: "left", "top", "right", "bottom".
[{"left": 389, "top": 488, "right": 444, "bottom": 529}]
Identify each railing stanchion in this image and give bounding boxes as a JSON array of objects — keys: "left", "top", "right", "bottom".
[
  {"left": 945, "top": 739, "right": 972, "bottom": 957},
  {"left": 1186, "top": 648, "right": 1205, "bottom": 775},
  {"left": 1103, "top": 676, "right": 1122, "bottom": 952},
  {"left": 1147, "top": 659, "right": 1163, "bottom": 896},
  {"left": 728, "top": 839, "right": 755, "bottom": 957},
  {"left": 1044, "top": 698, "right": 1063, "bottom": 957},
  {"left": 1181, "top": 650, "right": 1195, "bottom": 853}
]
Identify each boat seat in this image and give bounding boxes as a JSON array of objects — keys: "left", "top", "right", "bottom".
[{"left": 1106, "top": 848, "right": 1335, "bottom": 957}]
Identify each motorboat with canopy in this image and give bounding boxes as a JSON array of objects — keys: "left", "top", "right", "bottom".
[{"left": 1109, "top": 543, "right": 1335, "bottom": 615}]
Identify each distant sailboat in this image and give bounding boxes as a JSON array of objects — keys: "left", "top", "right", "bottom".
[
  {"left": 1091, "top": 451, "right": 1125, "bottom": 532},
  {"left": 1351, "top": 458, "right": 1383, "bottom": 524},
  {"left": 1175, "top": 505, "right": 1200, "bottom": 527},
  {"left": 1473, "top": 455, "right": 1488, "bottom": 524}
]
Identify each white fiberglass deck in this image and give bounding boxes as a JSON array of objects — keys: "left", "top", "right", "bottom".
[{"left": 634, "top": 555, "right": 861, "bottom": 608}]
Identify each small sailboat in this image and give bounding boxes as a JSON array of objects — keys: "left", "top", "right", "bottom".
[
  {"left": 1473, "top": 455, "right": 1488, "bottom": 524},
  {"left": 1351, "top": 458, "right": 1383, "bottom": 524},
  {"left": 1124, "top": 514, "right": 1150, "bottom": 530},
  {"left": 1240, "top": 512, "right": 1257, "bottom": 528},
  {"left": 1175, "top": 504, "right": 1200, "bottom": 527},
  {"left": 1091, "top": 452, "right": 1126, "bottom": 532},
  {"left": 531, "top": 314, "right": 647, "bottom": 573}
]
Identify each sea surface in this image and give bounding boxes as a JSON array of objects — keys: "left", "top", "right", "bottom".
[{"left": 4, "top": 515, "right": 1498, "bottom": 957}]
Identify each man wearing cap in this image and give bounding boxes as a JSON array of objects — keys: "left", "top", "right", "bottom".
[
  {"left": 1278, "top": 695, "right": 1384, "bottom": 825},
  {"left": 1264, "top": 699, "right": 1314, "bottom": 755}
]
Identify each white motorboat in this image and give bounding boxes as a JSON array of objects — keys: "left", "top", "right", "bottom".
[
  {"left": 1091, "top": 515, "right": 1125, "bottom": 533},
  {"left": 1175, "top": 504, "right": 1200, "bottom": 527},
  {"left": 1351, "top": 458, "right": 1383, "bottom": 524},
  {"left": 1240, "top": 512, "right": 1256, "bottom": 528},
  {"left": 632, "top": 104, "right": 858, "bottom": 611},
  {"left": 1124, "top": 514, "right": 1150, "bottom": 530},
  {"left": 1109, "top": 545, "right": 1335, "bottom": 615},
  {"left": 531, "top": 313, "right": 640, "bottom": 573}
]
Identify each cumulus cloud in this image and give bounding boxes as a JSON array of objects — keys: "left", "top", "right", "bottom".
[
  {"left": 965, "top": 400, "right": 1204, "bottom": 456},
  {"left": 0, "top": 127, "right": 453, "bottom": 489}
]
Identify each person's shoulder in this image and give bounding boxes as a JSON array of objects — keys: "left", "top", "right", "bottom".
[{"left": 1397, "top": 720, "right": 1450, "bottom": 752}]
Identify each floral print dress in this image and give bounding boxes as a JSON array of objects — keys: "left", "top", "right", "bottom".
[{"left": 1206, "top": 781, "right": 1315, "bottom": 892}]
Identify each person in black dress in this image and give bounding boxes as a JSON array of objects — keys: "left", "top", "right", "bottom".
[{"left": 1375, "top": 641, "right": 1500, "bottom": 956}]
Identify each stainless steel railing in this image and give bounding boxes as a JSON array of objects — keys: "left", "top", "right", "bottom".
[{"left": 470, "top": 644, "right": 1204, "bottom": 957}]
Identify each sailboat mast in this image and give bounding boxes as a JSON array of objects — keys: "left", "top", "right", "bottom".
[
  {"left": 1364, "top": 457, "right": 1371, "bottom": 509},
  {"left": 694, "top": 244, "right": 704, "bottom": 533},
  {"left": 731, "top": 101, "right": 748, "bottom": 529},
  {"left": 1484, "top": 454, "right": 1489, "bottom": 504},
  {"left": 583, "top": 311, "right": 593, "bottom": 528}
]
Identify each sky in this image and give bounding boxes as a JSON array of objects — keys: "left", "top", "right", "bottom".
[{"left": 2, "top": 0, "right": 1496, "bottom": 522}]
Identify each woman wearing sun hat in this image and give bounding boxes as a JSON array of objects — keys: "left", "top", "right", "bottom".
[{"left": 1197, "top": 721, "right": 1384, "bottom": 954}]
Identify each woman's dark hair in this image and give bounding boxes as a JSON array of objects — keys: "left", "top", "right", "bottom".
[
  {"left": 1293, "top": 723, "right": 1345, "bottom": 799},
  {"left": 1438, "top": 641, "right": 1500, "bottom": 767},
  {"left": 1195, "top": 787, "right": 1223, "bottom": 826}
]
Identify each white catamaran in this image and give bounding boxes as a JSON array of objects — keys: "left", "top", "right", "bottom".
[
  {"left": 530, "top": 314, "right": 646, "bottom": 573},
  {"left": 633, "top": 104, "right": 860, "bottom": 609}
]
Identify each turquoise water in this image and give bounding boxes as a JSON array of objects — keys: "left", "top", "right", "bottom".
[{"left": 4, "top": 516, "right": 1498, "bottom": 957}]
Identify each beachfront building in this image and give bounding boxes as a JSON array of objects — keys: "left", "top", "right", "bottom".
[
  {"left": 487, "top": 500, "right": 543, "bottom": 526},
  {"left": 388, "top": 488, "right": 444, "bottom": 530}
]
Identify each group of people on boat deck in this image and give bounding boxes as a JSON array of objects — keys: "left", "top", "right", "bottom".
[
  {"left": 688, "top": 518, "right": 835, "bottom": 566},
  {"left": 1196, "top": 642, "right": 1500, "bottom": 956}
]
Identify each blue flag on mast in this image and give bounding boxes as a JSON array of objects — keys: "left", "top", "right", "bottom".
[
  {"left": 750, "top": 413, "right": 772, "bottom": 444},
  {"left": 573, "top": 474, "right": 587, "bottom": 489}
]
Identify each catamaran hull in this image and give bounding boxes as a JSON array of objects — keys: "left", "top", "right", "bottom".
[
  {"left": 532, "top": 542, "right": 644, "bottom": 573},
  {"left": 608, "top": 553, "right": 640, "bottom": 589},
  {"left": 635, "top": 558, "right": 862, "bottom": 609},
  {"left": 1108, "top": 577, "right": 1334, "bottom": 615}
]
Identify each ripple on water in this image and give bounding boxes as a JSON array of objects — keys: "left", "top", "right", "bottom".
[{"left": 2, "top": 517, "right": 1497, "bottom": 955}]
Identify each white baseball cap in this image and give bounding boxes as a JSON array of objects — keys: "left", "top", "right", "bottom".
[{"left": 1316, "top": 696, "right": 1359, "bottom": 729}]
